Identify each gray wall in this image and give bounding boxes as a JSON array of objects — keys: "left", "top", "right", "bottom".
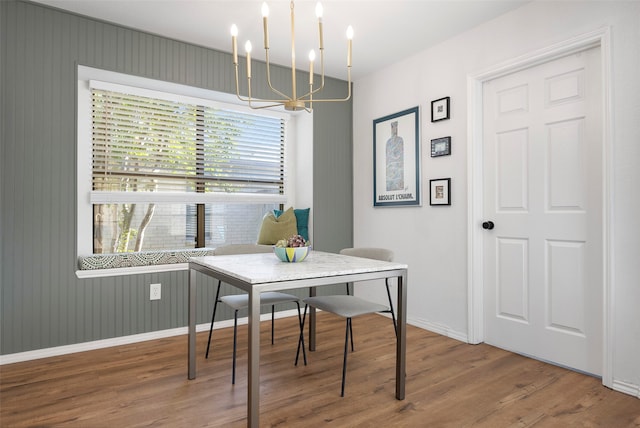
[{"left": 0, "top": 0, "right": 353, "bottom": 355}]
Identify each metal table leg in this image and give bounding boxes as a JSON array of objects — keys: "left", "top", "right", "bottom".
[
  {"left": 247, "top": 289, "right": 261, "bottom": 427},
  {"left": 396, "top": 272, "right": 407, "bottom": 400},
  {"left": 309, "top": 286, "right": 317, "bottom": 351},
  {"left": 188, "top": 267, "right": 197, "bottom": 380}
]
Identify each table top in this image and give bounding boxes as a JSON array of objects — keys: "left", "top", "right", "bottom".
[{"left": 189, "top": 250, "right": 407, "bottom": 285}]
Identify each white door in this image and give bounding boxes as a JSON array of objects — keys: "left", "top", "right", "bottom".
[{"left": 482, "top": 47, "right": 602, "bottom": 375}]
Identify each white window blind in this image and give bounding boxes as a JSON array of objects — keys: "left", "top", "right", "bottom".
[
  {"left": 91, "top": 88, "right": 286, "bottom": 203},
  {"left": 76, "top": 67, "right": 309, "bottom": 262}
]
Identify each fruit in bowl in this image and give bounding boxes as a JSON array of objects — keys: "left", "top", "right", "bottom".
[{"left": 274, "top": 235, "right": 311, "bottom": 262}]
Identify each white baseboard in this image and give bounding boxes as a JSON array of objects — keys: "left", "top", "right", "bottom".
[
  {"left": 0, "top": 309, "right": 300, "bottom": 365},
  {"left": 1, "top": 311, "right": 416, "bottom": 365},
  {"left": 408, "top": 317, "right": 469, "bottom": 343},
  {"left": 368, "top": 313, "right": 469, "bottom": 344},
  {"left": 612, "top": 380, "right": 640, "bottom": 398}
]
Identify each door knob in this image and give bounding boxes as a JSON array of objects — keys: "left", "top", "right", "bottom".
[{"left": 482, "top": 221, "right": 495, "bottom": 230}]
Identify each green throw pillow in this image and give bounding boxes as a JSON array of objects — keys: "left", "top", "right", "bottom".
[
  {"left": 274, "top": 207, "right": 310, "bottom": 241},
  {"left": 257, "top": 207, "right": 298, "bottom": 245}
]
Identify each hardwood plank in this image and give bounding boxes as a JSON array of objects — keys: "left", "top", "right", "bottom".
[{"left": 1, "top": 313, "right": 638, "bottom": 427}]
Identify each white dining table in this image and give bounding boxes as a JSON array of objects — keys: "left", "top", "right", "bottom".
[{"left": 188, "top": 250, "right": 408, "bottom": 428}]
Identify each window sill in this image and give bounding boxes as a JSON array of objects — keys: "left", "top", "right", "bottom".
[
  {"left": 76, "top": 263, "right": 189, "bottom": 279},
  {"left": 76, "top": 248, "right": 216, "bottom": 279}
]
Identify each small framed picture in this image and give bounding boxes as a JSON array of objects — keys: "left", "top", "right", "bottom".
[
  {"left": 431, "top": 136, "right": 451, "bottom": 157},
  {"left": 430, "top": 178, "right": 451, "bottom": 206},
  {"left": 431, "top": 97, "right": 450, "bottom": 122}
]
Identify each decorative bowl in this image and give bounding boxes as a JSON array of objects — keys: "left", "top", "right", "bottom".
[{"left": 273, "top": 246, "right": 310, "bottom": 263}]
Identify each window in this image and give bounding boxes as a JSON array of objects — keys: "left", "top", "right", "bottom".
[{"left": 77, "top": 67, "right": 306, "bottom": 260}]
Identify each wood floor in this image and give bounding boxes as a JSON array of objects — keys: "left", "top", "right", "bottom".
[{"left": 1, "top": 313, "right": 639, "bottom": 427}]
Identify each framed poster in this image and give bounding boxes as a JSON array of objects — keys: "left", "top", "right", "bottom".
[
  {"left": 430, "top": 178, "right": 451, "bottom": 206},
  {"left": 373, "top": 106, "right": 420, "bottom": 207}
]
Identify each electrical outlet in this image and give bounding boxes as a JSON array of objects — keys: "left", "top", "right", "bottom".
[{"left": 150, "top": 283, "right": 161, "bottom": 301}]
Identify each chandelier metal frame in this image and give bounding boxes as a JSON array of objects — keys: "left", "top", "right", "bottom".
[{"left": 231, "top": 1, "right": 352, "bottom": 112}]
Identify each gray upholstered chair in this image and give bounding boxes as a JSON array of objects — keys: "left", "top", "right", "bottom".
[
  {"left": 296, "top": 247, "right": 397, "bottom": 396},
  {"left": 205, "top": 244, "right": 306, "bottom": 384}
]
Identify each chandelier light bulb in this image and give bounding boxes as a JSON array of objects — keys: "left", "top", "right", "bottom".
[
  {"left": 315, "top": 2, "right": 323, "bottom": 19},
  {"left": 230, "top": 24, "right": 239, "bottom": 65},
  {"left": 309, "top": 50, "right": 315, "bottom": 85},
  {"left": 346, "top": 26, "right": 353, "bottom": 67},
  {"left": 262, "top": 3, "right": 269, "bottom": 49},
  {"left": 245, "top": 40, "right": 252, "bottom": 78}
]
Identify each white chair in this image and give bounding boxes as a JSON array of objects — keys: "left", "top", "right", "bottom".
[
  {"left": 205, "top": 244, "right": 307, "bottom": 384},
  {"left": 296, "top": 247, "right": 397, "bottom": 396}
]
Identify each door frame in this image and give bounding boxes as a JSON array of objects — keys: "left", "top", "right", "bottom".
[{"left": 466, "top": 27, "right": 613, "bottom": 387}]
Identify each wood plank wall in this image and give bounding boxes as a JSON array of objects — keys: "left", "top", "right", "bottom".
[{"left": 0, "top": 0, "right": 353, "bottom": 355}]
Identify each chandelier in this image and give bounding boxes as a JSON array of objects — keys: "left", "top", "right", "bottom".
[{"left": 230, "top": 1, "right": 353, "bottom": 112}]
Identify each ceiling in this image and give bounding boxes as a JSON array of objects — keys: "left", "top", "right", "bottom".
[{"left": 31, "top": 0, "right": 529, "bottom": 81}]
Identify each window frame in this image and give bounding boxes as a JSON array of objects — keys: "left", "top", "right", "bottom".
[{"left": 76, "top": 66, "right": 311, "bottom": 276}]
